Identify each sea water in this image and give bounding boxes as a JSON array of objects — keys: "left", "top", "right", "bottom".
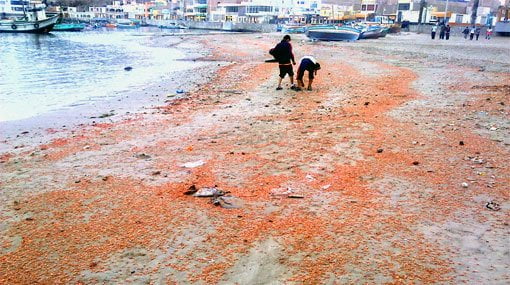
[{"left": 0, "top": 28, "right": 197, "bottom": 122}]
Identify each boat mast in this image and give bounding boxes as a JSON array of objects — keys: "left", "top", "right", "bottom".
[{"left": 22, "top": 0, "right": 27, "bottom": 19}]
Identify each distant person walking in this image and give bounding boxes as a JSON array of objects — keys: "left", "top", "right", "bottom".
[
  {"left": 270, "top": 35, "right": 296, "bottom": 90},
  {"left": 462, "top": 26, "right": 470, "bottom": 39},
  {"left": 469, "top": 26, "right": 476, "bottom": 40},
  {"left": 431, "top": 25, "right": 437, "bottom": 39},
  {"left": 439, "top": 24, "right": 446, "bottom": 40},
  {"left": 445, "top": 25, "right": 451, "bottom": 40},
  {"left": 475, "top": 26, "right": 481, "bottom": 40},
  {"left": 486, "top": 27, "right": 493, "bottom": 39},
  {"left": 295, "top": 56, "right": 321, "bottom": 91}
]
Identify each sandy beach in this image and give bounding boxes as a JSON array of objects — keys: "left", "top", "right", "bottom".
[{"left": 1, "top": 32, "right": 509, "bottom": 283}]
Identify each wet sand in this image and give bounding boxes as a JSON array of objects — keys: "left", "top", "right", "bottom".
[{"left": 1, "top": 32, "right": 509, "bottom": 284}]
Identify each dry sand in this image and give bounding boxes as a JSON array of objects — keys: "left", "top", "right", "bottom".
[{"left": 1, "top": 32, "right": 509, "bottom": 284}]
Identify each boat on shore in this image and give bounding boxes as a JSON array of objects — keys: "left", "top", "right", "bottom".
[
  {"left": 282, "top": 25, "right": 306, "bottom": 33},
  {"left": 158, "top": 23, "right": 186, "bottom": 29},
  {"left": 306, "top": 27, "right": 361, "bottom": 41},
  {"left": 359, "top": 27, "right": 385, "bottom": 39},
  {"left": 117, "top": 19, "right": 139, "bottom": 29},
  {"left": 0, "top": 1, "right": 58, "bottom": 33},
  {"left": 53, "top": 22, "right": 85, "bottom": 32}
]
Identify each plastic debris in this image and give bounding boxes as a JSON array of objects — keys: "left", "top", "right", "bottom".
[
  {"left": 181, "top": 160, "right": 205, "bottom": 168},
  {"left": 486, "top": 201, "right": 501, "bottom": 211},
  {"left": 192, "top": 187, "right": 225, "bottom": 197},
  {"left": 461, "top": 182, "right": 469, "bottom": 188},
  {"left": 212, "top": 195, "right": 243, "bottom": 209}
]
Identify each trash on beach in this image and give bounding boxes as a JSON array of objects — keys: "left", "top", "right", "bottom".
[
  {"left": 181, "top": 160, "right": 205, "bottom": 168},
  {"left": 288, "top": 194, "right": 305, "bottom": 199},
  {"left": 212, "top": 195, "right": 243, "bottom": 209},
  {"left": 461, "top": 182, "right": 469, "bottom": 188},
  {"left": 305, "top": 174, "right": 315, "bottom": 182},
  {"left": 486, "top": 201, "right": 501, "bottom": 211},
  {"left": 270, "top": 187, "right": 294, "bottom": 197},
  {"left": 184, "top": 185, "right": 198, "bottom": 195},
  {"left": 192, "top": 187, "right": 225, "bottom": 197},
  {"left": 176, "top": 89, "right": 185, "bottom": 94},
  {"left": 135, "top": 153, "right": 151, "bottom": 159},
  {"left": 124, "top": 66, "right": 133, "bottom": 71},
  {"left": 219, "top": 90, "right": 243, "bottom": 94},
  {"left": 321, "top": 184, "right": 331, "bottom": 190}
]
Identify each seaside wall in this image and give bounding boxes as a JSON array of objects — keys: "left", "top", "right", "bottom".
[{"left": 147, "top": 20, "right": 277, "bottom": 33}]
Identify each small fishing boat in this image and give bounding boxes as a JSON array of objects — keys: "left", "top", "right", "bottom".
[
  {"left": 282, "top": 25, "right": 306, "bottom": 34},
  {"left": 53, "top": 22, "right": 85, "bottom": 32},
  {"left": 305, "top": 24, "right": 337, "bottom": 32},
  {"left": 0, "top": 1, "right": 58, "bottom": 33},
  {"left": 306, "top": 27, "right": 361, "bottom": 41},
  {"left": 105, "top": 23, "right": 117, "bottom": 28},
  {"left": 158, "top": 23, "right": 186, "bottom": 29},
  {"left": 359, "top": 27, "right": 385, "bottom": 39},
  {"left": 117, "top": 19, "right": 138, "bottom": 29},
  {"left": 117, "top": 22, "right": 138, "bottom": 29}
]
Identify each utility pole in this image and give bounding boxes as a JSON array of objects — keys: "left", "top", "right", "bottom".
[{"left": 444, "top": 0, "right": 449, "bottom": 25}]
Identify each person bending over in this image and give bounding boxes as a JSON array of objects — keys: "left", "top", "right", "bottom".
[{"left": 296, "top": 56, "right": 321, "bottom": 91}]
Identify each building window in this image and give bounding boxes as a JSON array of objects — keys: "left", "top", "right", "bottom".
[
  {"left": 226, "top": 7, "right": 238, "bottom": 13},
  {"left": 455, "top": 14, "right": 463, "bottom": 23},
  {"left": 398, "top": 3, "right": 410, "bottom": 11}
]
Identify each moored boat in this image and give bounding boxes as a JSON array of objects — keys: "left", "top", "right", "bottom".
[
  {"left": 117, "top": 19, "right": 138, "bottom": 29},
  {"left": 158, "top": 24, "right": 186, "bottom": 29},
  {"left": 53, "top": 22, "right": 85, "bottom": 32},
  {"left": 359, "top": 27, "right": 384, "bottom": 39},
  {"left": 0, "top": 0, "right": 58, "bottom": 33},
  {"left": 306, "top": 27, "right": 361, "bottom": 41},
  {"left": 282, "top": 25, "right": 306, "bottom": 34}
]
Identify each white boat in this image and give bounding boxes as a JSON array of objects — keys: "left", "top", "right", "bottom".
[{"left": 0, "top": 0, "right": 58, "bottom": 33}]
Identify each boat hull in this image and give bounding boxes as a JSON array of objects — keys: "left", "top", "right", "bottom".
[
  {"left": 359, "top": 29, "right": 383, "bottom": 39},
  {"left": 53, "top": 23, "right": 85, "bottom": 32},
  {"left": 0, "top": 15, "right": 59, "bottom": 33},
  {"left": 306, "top": 29, "right": 360, "bottom": 41}
]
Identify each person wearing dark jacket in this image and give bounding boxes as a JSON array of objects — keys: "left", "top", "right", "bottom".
[
  {"left": 269, "top": 35, "right": 296, "bottom": 90},
  {"left": 295, "top": 56, "right": 321, "bottom": 91},
  {"left": 439, "top": 24, "right": 446, "bottom": 40},
  {"left": 445, "top": 25, "right": 451, "bottom": 40},
  {"left": 462, "top": 26, "right": 470, "bottom": 39}
]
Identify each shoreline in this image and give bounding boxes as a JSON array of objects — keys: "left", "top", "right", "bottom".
[
  {"left": 0, "top": 32, "right": 509, "bottom": 283},
  {"left": 0, "top": 34, "right": 226, "bottom": 152}
]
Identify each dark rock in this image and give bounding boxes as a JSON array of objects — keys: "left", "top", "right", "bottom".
[
  {"left": 459, "top": 141, "right": 464, "bottom": 145},
  {"left": 364, "top": 102, "right": 370, "bottom": 106},
  {"left": 377, "top": 148, "right": 384, "bottom": 153},
  {"left": 184, "top": 185, "right": 198, "bottom": 195},
  {"left": 124, "top": 66, "right": 133, "bottom": 71},
  {"left": 412, "top": 161, "right": 420, "bottom": 165},
  {"left": 151, "top": 171, "right": 161, "bottom": 176}
]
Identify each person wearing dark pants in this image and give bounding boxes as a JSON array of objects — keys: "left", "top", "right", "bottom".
[
  {"left": 445, "top": 25, "right": 451, "bottom": 40},
  {"left": 269, "top": 35, "right": 296, "bottom": 90},
  {"left": 463, "top": 26, "right": 469, "bottom": 39},
  {"left": 439, "top": 25, "right": 446, "bottom": 40},
  {"left": 295, "top": 56, "right": 321, "bottom": 91},
  {"left": 431, "top": 25, "right": 437, "bottom": 39},
  {"left": 475, "top": 27, "right": 481, "bottom": 40},
  {"left": 469, "top": 26, "right": 475, "bottom": 40}
]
